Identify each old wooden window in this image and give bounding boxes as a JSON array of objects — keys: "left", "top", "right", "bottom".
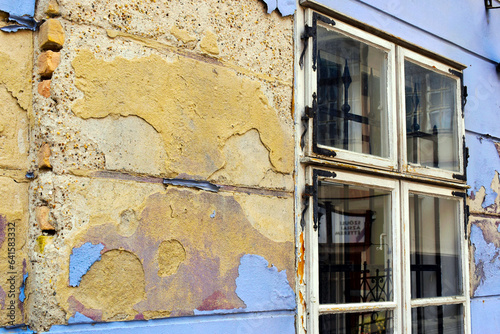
[{"left": 299, "top": 9, "right": 469, "bottom": 334}]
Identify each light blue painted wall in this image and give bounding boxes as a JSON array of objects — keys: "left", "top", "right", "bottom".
[
  {"left": 0, "top": 311, "right": 295, "bottom": 334},
  {"left": 0, "top": 0, "right": 35, "bottom": 16}
]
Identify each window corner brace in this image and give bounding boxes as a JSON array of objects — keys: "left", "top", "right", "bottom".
[{"left": 299, "top": 24, "right": 316, "bottom": 70}]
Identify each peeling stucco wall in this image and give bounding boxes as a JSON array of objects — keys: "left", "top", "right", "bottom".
[
  {"left": 0, "top": 0, "right": 297, "bottom": 332},
  {"left": 0, "top": 9, "right": 32, "bottom": 329}
]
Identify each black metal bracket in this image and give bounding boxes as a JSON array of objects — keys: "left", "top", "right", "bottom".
[
  {"left": 299, "top": 13, "right": 335, "bottom": 71},
  {"left": 453, "top": 136, "right": 468, "bottom": 181},
  {"left": 485, "top": 0, "right": 500, "bottom": 9},
  {"left": 301, "top": 93, "right": 318, "bottom": 151},
  {"left": 449, "top": 69, "right": 467, "bottom": 117},
  {"left": 452, "top": 191, "right": 470, "bottom": 240},
  {"left": 311, "top": 169, "right": 337, "bottom": 231},
  {"left": 299, "top": 24, "right": 316, "bottom": 70}
]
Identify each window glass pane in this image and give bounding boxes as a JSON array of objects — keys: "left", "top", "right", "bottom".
[
  {"left": 317, "top": 25, "right": 389, "bottom": 157},
  {"left": 411, "top": 304, "right": 463, "bottom": 334},
  {"left": 405, "top": 60, "right": 459, "bottom": 171},
  {"left": 409, "top": 194, "right": 462, "bottom": 298},
  {"left": 319, "top": 311, "right": 394, "bottom": 334},
  {"left": 318, "top": 182, "right": 392, "bottom": 304}
]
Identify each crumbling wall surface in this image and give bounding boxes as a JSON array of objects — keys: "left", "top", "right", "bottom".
[
  {"left": 468, "top": 134, "right": 500, "bottom": 329},
  {"left": 466, "top": 67, "right": 500, "bottom": 330},
  {"left": 0, "top": 12, "right": 32, "bottom": 329},
  {"left": 25, "top": 0, "right": 295, "bottom": 332}
]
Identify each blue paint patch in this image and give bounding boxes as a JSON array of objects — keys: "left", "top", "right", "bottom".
[
  {"left": 262, "top": 0, "right": 277, "bottom": 13},
  {"left": 69, "top": 242, "right": 105, "bottom": 287},
  {"left": 19, "top": 273, "right": 28, "bottom": 302},
  {"left": 210, "top": 210, "right": 216, "bottom": 218},
  {"left": 235, "top": 254, "right": 295, "bottom": 311},
  {"left": 68, "top": 312, "right": 94, "bottom": 325},
  {"left": 48, "top": 311, "right": 294, "bottom": 333},
  {"left": 261, "top": 0, "right": 295, "bottom": 16},
  {"left": 0, "top": 326, "right": 33, "bottom": 333},
  {"left": 466, "top": 134, "right": 500, "bottom": 208},
  {"left": 470, "top": 225, "right": 500, "bottom": 297},
  {"left": 471, "top": 296, "right": 500, "bottom": 333},
  {"left": 0, "top": 0, "right": 35, "bottom": 17},
  {"left": 195, "top": 254, "right": 295, "bottom": 315}
]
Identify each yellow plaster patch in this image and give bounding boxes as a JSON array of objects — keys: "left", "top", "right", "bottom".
[
  {"left": 233, "top": 193, "right": 294, "bottom": 243},
  {"left": 157, "top": 239, "right": 186, "bottom": 277},
  {"left": 200, "top": 30, "right": 219, "bottom": 55},
  {"left": 209, "top": 129, "right": 293, "bottom": 189},
  {"left": 170, "top": 26, "right": 196, "bottom": 44},
  {"left": 0, "top": 177, "right": 28, "bottom": 326},
  {"left": 0, "top": 30, "right": 33, "bottom": 112},
  {"left": 71, "top": 50, "right": 293, "bottom": 178},
  {"left": 72, "top": 249, "right": 146, "bottom": 321}
]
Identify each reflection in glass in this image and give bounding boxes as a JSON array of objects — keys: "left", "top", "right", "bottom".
[
  {"left": 410, "top": 194, "right": 461, "bottom": 298},
  {"left": 412, "top": 304, "right": 463, "bottom": 334},
  {"left": 320, "top": 311, "right": 393, "bottom": 334},
  {"left": 317, "top": 25, "right": 389, "bottom": 157},
  {"left": 405, "top": 60, "right": 459, "bottom": 171},
  {"left": 318, "top": 182, "right": 392, "bottom": 304}
]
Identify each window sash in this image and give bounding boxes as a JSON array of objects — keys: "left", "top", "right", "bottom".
[
  {"left": 398, "top": 47, "right": 465, "bottom": 181},
  {"left": 401, "top": 182, "right": 470, "bottom": 333},
  {"left": 304, "top": 12, "right": 398, "bottom": 171},
  {"left": 306, "top": 167, "right": 401, "bottom": 333}
]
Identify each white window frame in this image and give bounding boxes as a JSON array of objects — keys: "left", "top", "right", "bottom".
[
  {"left": 401, "top": 181, "right": 470, "bottom": 333},
  {"left": 304, "top": 168, "right": 401, "bottom": 333},
  {"left": 297, "top": 7, "right": 470, "bottom": 334},
  {"left": 398, "top": 48, "right": 466, "bottom": 181},
  {"left": 303, "top": 14, "right": 399, "bottom": 171}
]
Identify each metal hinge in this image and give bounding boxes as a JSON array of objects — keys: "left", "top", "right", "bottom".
[
  {"left": 300, "top": 93, "right": 317, "bottom": 150},
  {"left": 299, "top": 24, "right": 316, "bottom": 70},
  {"left": 299, "top": 13, "right": 335, "bottom": 71},
  {"left": 452, "top": 191, "right": 470, "bottom": 240},
  {"left": 453, "top": 136, "right": 468, "bottom": 181}
]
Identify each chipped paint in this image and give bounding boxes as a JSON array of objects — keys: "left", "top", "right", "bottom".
[
  {"left": 261, "top": 0, "right": 295, "bottom": 16},
  {"left": 71, "top": 50, "right": 293, "bottom": 179},
  {"left": 18, "top": 273, "right": 27, "bottom": 303},
  {"left": 68, "top": 312, "right": 94, "bottom": 324},
  {"left": 69, "top": 243, "right": 105, "bottom": 287},
  {"left": 53, "top": 182, "right": 294, "bottom": 322},
  {"left": 195, "top": 254, "right": 295, "bottom": 314},
  {"left": 470, "top": 224, "right": 500, "bottom": 296}
]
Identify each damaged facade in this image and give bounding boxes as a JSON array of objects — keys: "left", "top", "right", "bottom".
[{"left": 0, "top": 0, "right": 498, "bottom": 333}]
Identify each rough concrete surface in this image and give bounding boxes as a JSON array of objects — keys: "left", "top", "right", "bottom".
[{"left": 10, "top": 0, "right": 297, "bottom": 332}]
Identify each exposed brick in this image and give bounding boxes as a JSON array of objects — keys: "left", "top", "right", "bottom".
[
  {"left": 36, "top": 206, "right": 54, "bottom": 231},
  {"left": 38, "top": 51, "right": 61, "bottom": 78},
  {"left": 38, "top": 143, "right": 52, "bottom": 169},
  {"left": 38, "top": 19, "right": 65, "bottom": 50},
  {"left": 46, "top": 0, "right": 60, "bottom": 17},
  {"left": 38, "top": 80, "right": 51, "bottom": 98}
]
